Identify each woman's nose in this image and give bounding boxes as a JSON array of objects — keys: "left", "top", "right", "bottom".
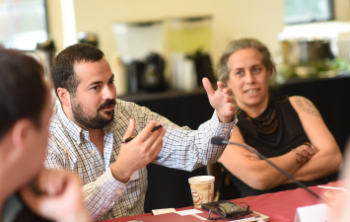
[{"left": 245, "top": 72, "right": 255, "bottom": 84}]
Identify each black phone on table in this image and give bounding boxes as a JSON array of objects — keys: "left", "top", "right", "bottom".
[{"left": 201, "top": 200, "right": 248, "bottom": 217}]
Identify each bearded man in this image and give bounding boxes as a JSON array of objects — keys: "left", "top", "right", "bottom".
[{"left": 45, "top": 43, "right": 237, "bottom": 221}]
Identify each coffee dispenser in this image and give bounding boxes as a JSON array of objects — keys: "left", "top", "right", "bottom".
[
  {"left": 112, "top": 21, "right": 166, "bottom": 93},
  {"left": 166, "top": 16, "right": 216, "bottom": 91},
  {"left": 36, "top": 39, "right": 56, "bottom": 90},
  {"left": 140, "top": 52, "right": 166, "bottom": 92}
]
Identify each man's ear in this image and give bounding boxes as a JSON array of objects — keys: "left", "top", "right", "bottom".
[
  {"left": 11, "top": 119, "right": 32, "bottom": 152},
  {"left": 57, "top": 87, "right": 71, "bottom": 107}
]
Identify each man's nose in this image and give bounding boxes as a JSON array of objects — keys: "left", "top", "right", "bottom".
[{"left": 103, "top": 85, "right": 116, "bottom": 100}]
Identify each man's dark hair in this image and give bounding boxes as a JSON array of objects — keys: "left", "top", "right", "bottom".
[
  {"left": 51, "top": 43, "right": 104, "bottom": 99},
  {"left": 0, "top": 49, "right": 47, "bottom": 140}
]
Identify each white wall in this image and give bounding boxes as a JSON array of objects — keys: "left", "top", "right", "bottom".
[
  {"left": 47, "top": 0, "right": 63, "bottom": 52},
  {"left": 334, "top": 0, "right": 350, "bottom": 21},
  {"left": 212, "top": 0, "right": 284, "bottom": 60},
  {"left": 48, "top": 0, "right": 350, "bottom": 69},
  {"left": 49, "top": 0, "right": 282, "bottom": 66}
]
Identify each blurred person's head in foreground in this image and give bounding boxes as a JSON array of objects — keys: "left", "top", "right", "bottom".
[
  {"left": 0, "top": 49, "right": 50, "bottom": 197},
  {"left": 330, "top": 138, "right": 350, "bottom": 222},
  {"left": 0, "top": 49, "right": 91, "bottom": 222}
]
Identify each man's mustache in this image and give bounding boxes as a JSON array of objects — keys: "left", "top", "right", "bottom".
[{"left": 98, "top": 99, "right": 116, "bottom": 111}]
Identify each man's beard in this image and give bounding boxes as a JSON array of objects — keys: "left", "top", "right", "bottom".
[{"left": 71, "top": 99, "right": 116, "bottom": 129}]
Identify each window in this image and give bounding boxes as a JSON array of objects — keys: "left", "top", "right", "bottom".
[
  {"left": 0, "top": 0, "right": 48, "bottom": 50},
  {"left": 284, "top": 0, "right": 334, "bottom": 24}
]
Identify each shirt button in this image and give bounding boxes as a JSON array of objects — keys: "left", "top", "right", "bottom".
[
  {"left": 117, "top": 190, "right": 123, "bottom": 195},
  {"left": 225, "top": 129, "right": 229, "bottom": 132},
  {"left": 92, "top": 150, "right": 96, "bottom": 155}
]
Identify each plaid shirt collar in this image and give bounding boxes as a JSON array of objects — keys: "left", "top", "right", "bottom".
[{"left": 56, "top": 101, "right": 117, "bottom": 145}]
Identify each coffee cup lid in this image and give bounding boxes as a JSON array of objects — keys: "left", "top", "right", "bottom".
[{"left": 188, "top": 175, "right": 215, "bottom": 184}]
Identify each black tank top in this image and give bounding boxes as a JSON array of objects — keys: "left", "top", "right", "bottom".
[{"left": 223, "top": 97, "right": 328, "bottom": 197}]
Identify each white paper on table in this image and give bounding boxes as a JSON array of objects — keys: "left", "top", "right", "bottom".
[
  {"left": 294, "top": 203, "right": 334, "bottom": 222},
  {"left": 175, "top": 209, "right": 203, "bottom": 216},
  {"left": 152, "top": 208, "right": 176, "bottom": 215}
]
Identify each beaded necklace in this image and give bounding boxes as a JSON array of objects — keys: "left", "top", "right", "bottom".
[{"left": 238, "top": 103, "right": 278, "bottom": 135}]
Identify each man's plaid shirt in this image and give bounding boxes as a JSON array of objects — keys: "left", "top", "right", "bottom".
[{"left": 44, "top": 99, "right": 236, "bottom": 221}]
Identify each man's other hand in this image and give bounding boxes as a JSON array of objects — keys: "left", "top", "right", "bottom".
[
  {"left": 20, "top": 168, "right": 92, "bottom": 222},
  {"left": 202, "top": 77, "right": 237, "bottom": 123},
  {"left": 111, "top": 119, "right": 166, "bottom": 183}
]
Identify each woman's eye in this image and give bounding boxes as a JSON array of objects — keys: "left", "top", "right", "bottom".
[{"left": 236, "top": 71, "right": 243, "bottom": 75}]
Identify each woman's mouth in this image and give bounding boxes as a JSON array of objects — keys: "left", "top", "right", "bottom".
[{"left": 245, "top": 89, "right": 260, "bottom": 94}]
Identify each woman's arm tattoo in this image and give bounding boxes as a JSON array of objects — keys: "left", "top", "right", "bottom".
[{"left": 295, "top": 97, "right": 320, "bottom": 117}]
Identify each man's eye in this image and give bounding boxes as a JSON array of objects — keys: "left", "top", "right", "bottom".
[
  {"left": 236, "top": 71, "right": 243, "bottom": 75},
  {"left": 109, "top": 79, "right": 115, "bottom": 84},
  {"left": 253, "top": 68, "right": 261, "bottom": 73},
  {"left": 91, "top": 86, "right": 98, "bottom": 90}
]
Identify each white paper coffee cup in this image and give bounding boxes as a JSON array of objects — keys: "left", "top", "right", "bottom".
[{"left": 188, "top": 175, "right": 215, "bottom": 208}]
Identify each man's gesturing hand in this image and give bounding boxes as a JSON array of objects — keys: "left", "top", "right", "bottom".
[
  {"left": 111, "top": 119, "right": 166, "bottom": 183},
  {"left": 20, "top": 169, "right": 92, "bottom": 222},
  {"left": 202, "top": 77, "right": 237, "bottom": 123}
]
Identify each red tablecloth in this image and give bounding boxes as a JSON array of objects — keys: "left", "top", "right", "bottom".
[{"left": 101, "top": 180, "right": 345, "bottom": 222}]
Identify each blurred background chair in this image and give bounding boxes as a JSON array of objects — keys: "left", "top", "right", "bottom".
[{"left": 207, "top": 162, "right": 240, "bottom": 201}]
